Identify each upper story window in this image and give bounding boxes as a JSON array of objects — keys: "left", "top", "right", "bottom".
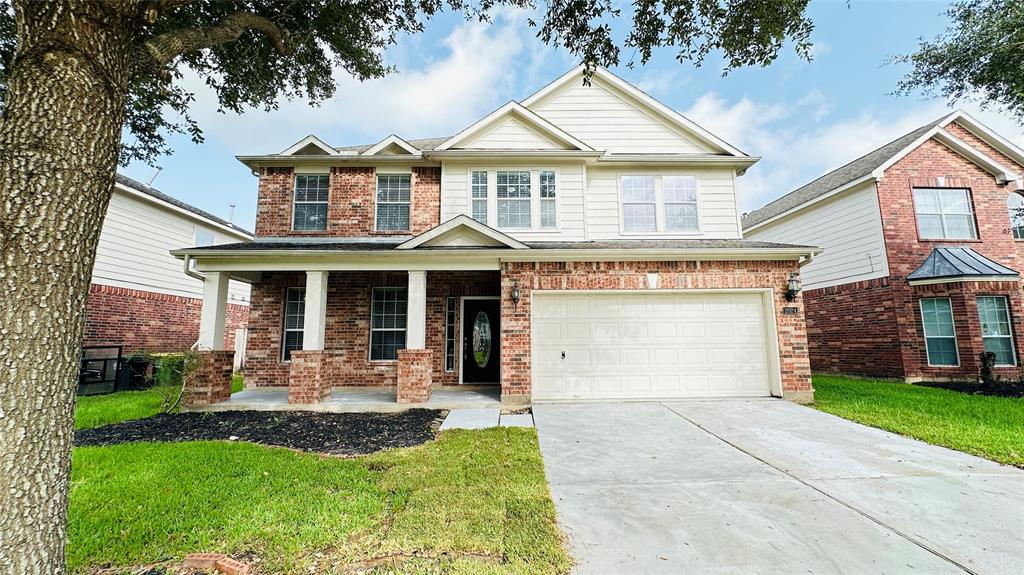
[
  {"left": 1007, "top": 192, "right": 1024, "bottom": 239},
  {"left": 376, "top": 174, "right": 411, "bottom": 231},
  {"left": 293, "top": 174, "right": 330, "bottom": 231},
  {"left": 913, "top": 188, "right": 976, "bottom": 240},
  {"left": 497, "top": 170, "right": 532, "bottom": 229},
  {"left": 540, "top": 171, "right": 557, "bottom": 228},
  {"left": 620, "top": 174, "right": 698, "bottom": 233},
  {"left": 471, "top": 171, "right": 488, "bottom": 224}
]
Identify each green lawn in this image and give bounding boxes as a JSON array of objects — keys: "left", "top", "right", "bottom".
[
  {"left": 74, "top": 374, "right": 243, "bottom": 430},
  {"left": 813, "top": 375, "right": 1024, "bottom": 467},
  {"left": 68, "top": 429, "right": 569, "bottom": 575}
]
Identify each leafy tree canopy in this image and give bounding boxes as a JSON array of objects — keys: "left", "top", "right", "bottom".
[
  {"left": 0, "top": 0, "right": 813, "bottom": 165},
  {"left": 895, "top": 0, "right": 1024, "bottom": 123}
]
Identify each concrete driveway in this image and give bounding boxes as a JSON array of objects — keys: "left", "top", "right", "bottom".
[{"left": 533, "top": 400, "right": 1024, "bottom": 575}]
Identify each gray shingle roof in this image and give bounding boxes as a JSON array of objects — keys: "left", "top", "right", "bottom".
[
  {"left": 742, "top": 117, "right": 947, "bottom": 229},
  {"left": 906, "top": 247, "right": 1018, "bottom": 282},
  {"left": 115, "top": 174, "right": 253, "bottom": 237},
  {"left": 335, "top": 136, "right": 450, "bottom": 154}
]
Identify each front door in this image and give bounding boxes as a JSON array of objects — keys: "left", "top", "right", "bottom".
[{"left": 462, "top": 298, "right": 500, "bottom": 384}]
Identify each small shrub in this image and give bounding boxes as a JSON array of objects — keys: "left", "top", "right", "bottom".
[{"left": 978, "top": 351, "right": 998, "bottom": 388}]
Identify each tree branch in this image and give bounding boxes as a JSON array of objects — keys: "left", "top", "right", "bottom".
[{"left": 143, "top": 10, "right": 290, "bottom": 67}]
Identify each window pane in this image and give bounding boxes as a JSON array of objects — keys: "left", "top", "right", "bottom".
[
  {"left": 471, "top": 171, "right": 488, "bottom": 198},
  {"left": 376, "top": 175, "right": 411, "bottom": 202},
  {"left": 977, "top": 297, "right": 1011, "bottom": 336},
  {"left": 984, "top": 337, "right": 1014, "bottom": 365},
  {"left": 283, "top": 331, "right": 303, "bottom": 361},
  {"left": 623, "top": 204, "right": 656, "bottom": 232},
  {"left": 913, "top": 189, "right": 940, "bottom": 213},
  {"left": 916, "top": 214, "right": 944, "bottom": 238},
  {"left": 282, "top": 287, "right": 306, "bottom": 361},
  {"left": 294, "top": 175, "right": 330, "bottom": 202},
  {"left": 621, "top": 176, "right": 655, "bottom": 203},
  {"left": 663, "top": 176, "right": 697, "bottom": 203},
  {"left": 376, "top": 203, "right": 410, "bottom": 231},
  {"left": 498, "top": 199, "right": 531, "bottom": 228},
  {"left": 497, "top": 171, "right": 531, "bottom": 198},
  {"left": 370, "top": 288, "right": 408, "bottom": 360},
  {"left": 370, "top": 330, "right": 406, "bottom": 361},
  {"left": 541, "top": 200, "right": 556, "bottom": 228},
  {"left": 293, "top": 203, "right": 327, "bottom": 231},
  {"left": 540, "top": 171, "right": 556, "bottom": 198},
  {"left": 925, "top": 338, "right": 958, "bottom": 366},
  {"left": 666, "top": 203, "right": 698, "bottom": 231},
  {"left": 939, "top": 189, "right": 971, "bottom": 214},
  {"left": 472, "top": 199, "right": 487, "bottom": 224},
  {"left": 943, "top": 214, "right": 974, "bottom": 239},
  {"left": 922, "top": 298, "right": 955, "bottom": 337}
]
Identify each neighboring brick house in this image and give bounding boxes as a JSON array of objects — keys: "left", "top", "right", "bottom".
[
  {"left": 744, "top": 111, "right": 1024, "bottom": 382},
  {"left": 84, "top": 174, "right": 252, "bottom": 355},
  {"left": 175, "top": 66, "right": 818, "bottom": 407}
]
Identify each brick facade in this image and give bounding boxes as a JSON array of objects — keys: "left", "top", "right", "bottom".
[
  {"left": 287, "top": 350, "right": 332, "bottom": 403},
  {"left": 804, "top": 122, "right": 1024, "bottom": 381},
  {"left": 397, "top": 349, "right": 433, "bottom": 403},
  {"left": 499, "top": 260, "right": 813, "bottom": 402},
  {"left": 252, "top": 165, "right": 442, "bottom": 238},
  {"left": 183, "top": 350, "right": 234, "bottom": 406},
  {"left": 82, "top": 283, "right": 248, "bottom": 354}
]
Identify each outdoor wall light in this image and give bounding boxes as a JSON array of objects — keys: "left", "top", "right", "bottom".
[
  {"left": 785, "top": 272, "right": 802, "bottom": 302},
  {"left": 510, "top": 282, "right": 522, "bottom": 311}
]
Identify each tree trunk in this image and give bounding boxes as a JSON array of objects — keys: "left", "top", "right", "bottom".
[{"left": 0, "top": 3, "right": 134, "bottom": 573}]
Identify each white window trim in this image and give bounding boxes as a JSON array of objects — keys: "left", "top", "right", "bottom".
[
  {"left": 465, "top": 168, "right": 560, "bottom": 232},
  {"left": 920, "top": 297, "right": 960, "bottom": 367},
  {"left": 912, "top": 187, "right": 978, "bottom": 240},
  {"left": 368, "top": 286, "right": 408, "bottom": 362},
  {"left": 292, "top": 174, "right": 331, "bottom": 232},
  {"left": 976, "top": 295, "right": 1017, "bottom": 366},
  {"left": 281, "top": 286, "right": 306, "bottom": 362},
  {"left": 617, "top": 173, "right": 701, "bottom": 236},
  {"left": 374, "top": 173, "right": 412, "bottom": 233}
]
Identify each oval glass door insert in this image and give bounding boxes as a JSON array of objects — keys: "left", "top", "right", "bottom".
[{"left": 472, "top": 311, "right": 491, "bottom": 368}]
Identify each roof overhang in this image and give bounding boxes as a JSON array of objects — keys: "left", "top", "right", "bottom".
[
  {"left": 236, "top": 154, "right": 439, "bottom": 171},
  {"left": 872, "top": 125, "right": 1020, "bottom": 183},
  {"left": 908, "top": 275, "right": 1020, "bottom": 286}
]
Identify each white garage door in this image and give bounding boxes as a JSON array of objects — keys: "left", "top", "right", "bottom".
[{"left": 532, "top": 292, "right": 774, "bottom": 400}]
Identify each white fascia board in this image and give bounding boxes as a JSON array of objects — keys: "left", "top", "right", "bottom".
[
  {"left": 596, "top": 154, "right": 760, "bottom": 168},
  {"left": 423, "top": 150, "right": 603, "bottom": 159},
  {"left": 743, "top": 175, "right": 877, "bottom": 233},
  {"left": 396, "top": 215, "right": 529, "bottom": 250},
  {"left": 521, "top": 66, "right": 747, "bottom": 157},
  {"left": 279, "top": 135, "right": 339, "bottom": 156},
  {"left": 870, "top": 125, "right": 1019, "bottom": 182},
  {"left": 114, "top": 183, "right": 252, "bottom": 240},
  {"left": 941, "top": 110, "right": 1024, "bottom": 167},
  {"left": 235, "top": 155, "right": 439, "bottom": 170},
  {"left": 434, "top": 101, "right": 594, "bottom": 152},
  {"left": 362, "top": 134, "right": 422, "bottom": 156},
  {"left": 908, "top": 274, "right": 1020, "bottom": 286}
]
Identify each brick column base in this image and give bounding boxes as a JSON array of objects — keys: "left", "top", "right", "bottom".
[
  {"left": 288, "top": 350, "right": 332, "bottom": 404},
  {"left": 183, "top": 351, "right": 234, "bottom": 406},
  {"left": 397, "top": 349, "right": 433, "bottom": 404}
]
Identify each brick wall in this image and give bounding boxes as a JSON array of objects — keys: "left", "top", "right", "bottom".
[
  {"left": 499, "top": 260, "right": 813, "bottom": 401},
  {"left": 82, "top": 283, "right": 248, "bottom": 354},
  {"left": 253, "top": 165, "right": 441, "bottom": 237}
]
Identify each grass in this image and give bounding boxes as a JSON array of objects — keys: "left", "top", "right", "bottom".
[
  {"left": 74, "top": 374, "right": 244, "bottom": 430},
  {"left": 813, "top": 374, "right": 1024, "bottom": 467},
  {"left": 68, "top": 428, "right": 569, "bottom": 575}
]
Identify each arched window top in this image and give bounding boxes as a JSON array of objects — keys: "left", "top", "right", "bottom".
[{"left": 1007, "top": 192, "right": 1024, "bottom": 239}]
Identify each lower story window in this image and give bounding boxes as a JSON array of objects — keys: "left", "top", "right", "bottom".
[
  {"left": 282, "top": 287, "right": 305, "bottom": 361},
  {"left": 920, "top": 297, "right": 958, "bottom": 366},
  {"left": 445, "top": 297, "right": 456, "bottom": 372},
  {"left": 370, "top": 287, "right": 407, "bottom": 360},
  {"left": 977, "top": 296, "right": 1016, "bottom": 366}
]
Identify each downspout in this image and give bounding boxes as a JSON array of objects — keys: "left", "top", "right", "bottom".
[{"left": 182, "top": 254, "right": 205, "bottom": 281}]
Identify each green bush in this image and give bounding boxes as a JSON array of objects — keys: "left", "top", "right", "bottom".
[{"left": 149, "top": 353, "right": 187, "bottom": 387}]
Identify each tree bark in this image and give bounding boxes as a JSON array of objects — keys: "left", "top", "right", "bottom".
[{"left": 0, "top": 2, "right": 135, "bottom": 573}]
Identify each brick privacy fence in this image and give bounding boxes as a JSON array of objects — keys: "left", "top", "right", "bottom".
[
  {"left": 82, "top": 283, "right": 248, "bottom": 354},
  {"left": 254, "top": 166, "right": 442, "bottom": 237},
  {"left": 803, "top": 122, "right": 1024, "bottom": 381},
  {"left": 499, "top": 260, "right": 814, "bottom": 403},
  {"left": 245, "top": 271, "right": 499, "bottom": 388}
]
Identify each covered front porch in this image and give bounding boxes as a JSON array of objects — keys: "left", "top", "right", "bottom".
[{"left": 187, "top": 385, "right": 502, "bottom": 413}]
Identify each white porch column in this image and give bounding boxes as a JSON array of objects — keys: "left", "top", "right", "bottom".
[
  {"left": 197, "top": 272, "right": 229, "bottom": 350},
  {"left": 407, "top": 270, "right": 427, "bottom": 349},
  {"left": 302, "top": 271, "right": 329, "bottom": 350}
]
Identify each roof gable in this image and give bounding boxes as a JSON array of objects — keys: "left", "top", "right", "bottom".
[
  {"left": 435, "top": 102, "right": 593, "bottom": 151},
  {"left": 396, "top": 215, "right": 529, "bottom": 250},
  {"left": 363, "top": 134, "right": 421, "bottom": 156},
  {"left": 522, "top": 66, "right": 745, "bottom": 156},
  {"left": 280, "top": 135, "right": 339, "bottom": 156}
]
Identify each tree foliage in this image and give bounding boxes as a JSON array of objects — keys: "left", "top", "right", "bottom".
[
  {"left": 895, "top": 0, "right": 1024, "bottom": 123},
  {"left": 0, "top": 0, "right": 813, "bottom": 166}
]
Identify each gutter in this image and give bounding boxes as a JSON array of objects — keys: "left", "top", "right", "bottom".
[{"left": 182, "top": 254, "right": 205, "bottom": 281}]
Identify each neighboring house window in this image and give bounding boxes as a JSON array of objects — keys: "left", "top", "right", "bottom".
[
  {"left": 445, "top": 297, "right": 456, "bottom": 372},
  {"left": 293, "top": 174, "right": 330, "bottom": 231},
  {"left": 920, "top": 297, "right": 958, "bottom": 366},
  {"left": 977, "top": 296, "right": 1016, "bottom": 366},
  {"left": 194, "top": 229, "right": 214, "bottom": 247},
  {"left": 913, "top": 188, "right": 976, "bottom": 239},
  {"left": 621, "top": 175, "right": 657, "bottom": 232},
  {"left": 370, "top": 287, "right": 407, "bottom": 360},
  {"left": 1007, "top": 192, "right": 1024, "bottom": 239},
  {"left": 540, "top": 170, "right": 556, "bottom": 228},
  {"left": 663, "top": 176, "right": 698, "bottom": 231},
  {"left": 376, "top": 174, "right": 411, "bottom": 231},
  {"left": 282, "top": 287, "right": 305, "bottom": 361},
  {"left": 497, "top": 171, "right": 532, "bottom": 228},
  {"left": 471, "top": 171, "right": 488, "bottom": 224}
]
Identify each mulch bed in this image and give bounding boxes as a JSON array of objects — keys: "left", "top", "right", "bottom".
[
  {"left": 914, "top": 380, "right": 1024, "bottom": 398},
  {"left": 74, "top": 409, "right": 444, "bottom": 455}
]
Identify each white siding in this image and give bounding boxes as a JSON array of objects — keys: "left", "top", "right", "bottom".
[
  {"left": 529, "top": 78, "right": 712, "bottom": 154},
  {"left": 744, "top": 182, "right": 888, "bottom": 289},
  {"left": 440, "top": 161, "right": 586, "bottom": 241},
  {"left": 92, "top": 189, "right": 251, "bottom": 303},
  {"left": 585, "top": 167, "right": 742, "bottom": 239},
  {"left": 462, "top": 118, "right": 568, "bottom": 150}
]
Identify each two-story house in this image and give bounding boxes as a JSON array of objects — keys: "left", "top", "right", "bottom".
[
  {"left": 173, "top": 66, "right": 818, "bottom": 407},
  {"left": 744, "top": 111, "right": 1024, "bottom": 382}
]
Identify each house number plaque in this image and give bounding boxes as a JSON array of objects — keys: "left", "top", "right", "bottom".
[{"left": 782, "top": 307, "right": 799, "bottom": 315}]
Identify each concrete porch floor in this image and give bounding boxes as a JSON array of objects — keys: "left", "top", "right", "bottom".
[{"left": 187, "top": 385, "right": 502, "bottom": 413}]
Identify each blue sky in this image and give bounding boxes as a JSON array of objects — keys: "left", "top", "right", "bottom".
[{"left": 122, "top": 0, "right": 1024, "bottom": 232}]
